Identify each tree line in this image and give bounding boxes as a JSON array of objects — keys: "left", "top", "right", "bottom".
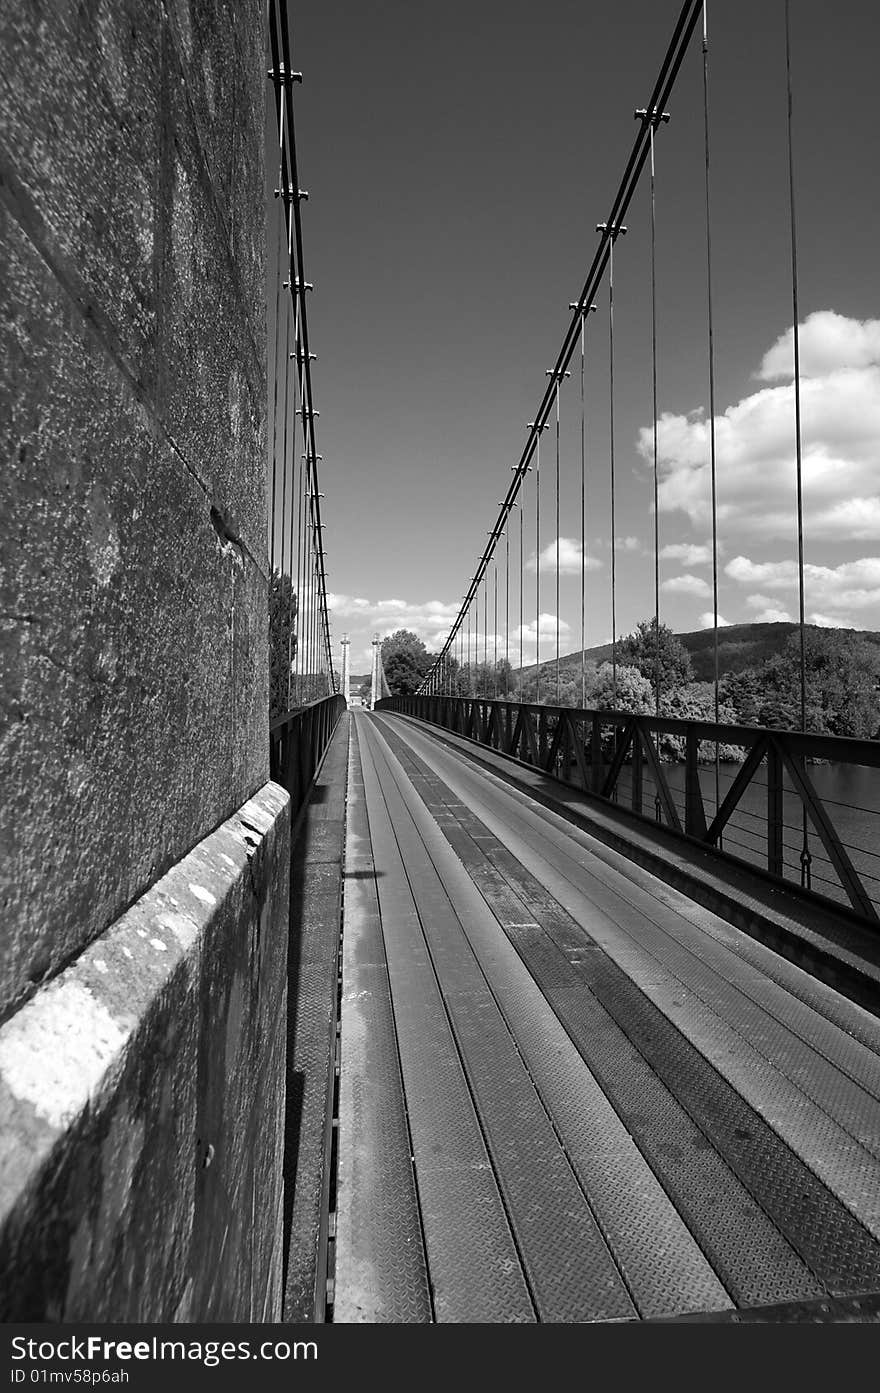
[{"left": 364, "top": 620, "right": 880, "bottom": 743}]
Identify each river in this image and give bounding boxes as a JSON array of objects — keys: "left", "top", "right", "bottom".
[{"left": 611, "top": 758, "right": 880, "bottom": 915}]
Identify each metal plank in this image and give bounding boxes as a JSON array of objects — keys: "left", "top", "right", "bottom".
[
  {"left": 368, "top": 722, "right": 732, "bottom": 1319},
  {"left": 379, "top": 723, "right": 880, "bottom": 1298},
  {"left": 414, "top": 743, "right": 880, "bottom": 1221},
  {"left": 375, "top": 719, "right": 823, "bottom": 1309},
  {"left": 365, "top": 724, "right": 637, "bottom": 1323},
  {"left": 334, "top": 721, "right": 431, "bottom": 1323},
  {"left": 356, "top": 719, "right": 535, "bottom": 1323}
]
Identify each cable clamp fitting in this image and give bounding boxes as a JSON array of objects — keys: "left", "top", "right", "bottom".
[
  {"left": 634, "top": 107, "right": 670, "bottom": 126},
  {"left": 596, "top": 221, "right": 627, "bottom": 238},
  {"left": 267, "top": 67, "right": 303, "bottom": 85},
  {"left": 570, "top": 302, "right": 598, "bottom": 314}
]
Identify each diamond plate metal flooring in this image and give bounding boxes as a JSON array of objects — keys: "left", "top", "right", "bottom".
[{"left": 331, "top": 710, "right": 880, "bottom": 1323}]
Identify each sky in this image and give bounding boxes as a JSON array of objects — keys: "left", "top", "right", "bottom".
[{"left": 269, "top": 0, "right": 880, "bottom": 675}]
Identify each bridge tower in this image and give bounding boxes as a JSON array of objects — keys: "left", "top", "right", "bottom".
[
  {"left": 340, "top": 633, "right": 351, "bottom": 703},
  {"left": 370, "top": 634, "right": 380, "bottom": 710}
]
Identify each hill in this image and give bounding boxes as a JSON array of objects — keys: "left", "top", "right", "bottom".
[{"left": 525, "top": 622, "right": 880, "bottom": 683}]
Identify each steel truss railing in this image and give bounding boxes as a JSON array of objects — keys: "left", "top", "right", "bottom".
[
  {"left": 376, "top": 695, "right": 880, "bottom": 926},
  {"left": 270, "top": 694, "right": 346, "bottom": 826}
]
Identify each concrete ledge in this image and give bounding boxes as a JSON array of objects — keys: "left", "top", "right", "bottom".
[{"left": 0, "top": 780, "right": 290, "bottom": 1322}]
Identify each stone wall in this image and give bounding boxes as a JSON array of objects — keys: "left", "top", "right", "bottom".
[{"left": 0, "top": 0, "right": 289, "bottom": 1320}]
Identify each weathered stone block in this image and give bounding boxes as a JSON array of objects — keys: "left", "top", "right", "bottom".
[{"left": 0, "top": 0, "right": 269, "bottom": 1017}]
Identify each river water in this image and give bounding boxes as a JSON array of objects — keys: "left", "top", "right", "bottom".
[{"left": 612, "top": 758, "right": 880, "bottom": 915}]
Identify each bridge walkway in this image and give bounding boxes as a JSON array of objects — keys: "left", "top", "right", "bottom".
[{"left": 332, "top": 710, "right": 880, "bottom": 1323}]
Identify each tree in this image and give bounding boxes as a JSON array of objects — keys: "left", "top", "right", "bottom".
[
  {"left": 380, "top": 629, "right": 434, "bottom": 696},
  {"left": 269, "top": 570, "right": 297, "bottom": 719},
  {"left": 590, "top": 662, "right": 654, "bottom": 714},
  {"left": 658, "top": 681, "right": 744, "bottom": 761},
  {"left": 618, "top": 618, "right": 694, "bottom": 694},
  {"left": 722, "top": 630, "right": 880, "bottom": 737}
]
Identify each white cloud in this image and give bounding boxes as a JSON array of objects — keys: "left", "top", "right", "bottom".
[
  {"left": 526, "top": 536, "right": 602, "bottom": 574},
  {"left": 726, "top": 556, "right": 880, "bottom": 627},
  {"left": 638, "top": 312, "right": 880, "bottom": 542},
  {"left": 660, "top": 542, "right": 712, "bottom": 566},
  {"left": 752, "top": 607, "right": 792, "bottom": 623},
  {"left": 660, "top": 574, "right": 712, "bottom": 597},
  {"left": 513, "top": 612, "right": 571, "bottom": 641},
  {"left": 326, "top": 592, "right": 463, "bottom": 668},
  {"left": 615, "top": 535, "right": 640, "bottom": 552},
  {"left": 697, "top": 612, "right": 732, "bottom": 629},
  {"left": 507, "top": 613, "right": 572, "bottom": 663},
  {"left": 325, "top": 592, "right": 372, "bottom": 615},
  {"left": 327, "top": 592, "right": 459, "bottom": 631},
  {"left": 728, "top": 555, "right": 880, "bottom": 602},
  {"left": 758, "top": 311, "right": 880, "bottom": 380}
]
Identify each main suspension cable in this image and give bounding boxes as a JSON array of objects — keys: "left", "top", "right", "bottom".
[{"left": 417, "top": 0, "right": 704, "bottom": 695}]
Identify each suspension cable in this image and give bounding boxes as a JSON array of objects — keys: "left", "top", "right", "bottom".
[
  {"left": 530, "top": 424, "right": 549, "bottom": 701},
  {"left": 270, "top": 0, "right": 336, "bottom": 693},
  {"left": 417, "top": 0, "right": 702, "bottom": 695},
  {"left": 485, "top": 573, "right": 490, "bottom": 696},
  {"left": 286, "top": 296, "right": 300, "bottom": 709},
  {"left": 493, "top": 558, "right": 498, "bottom": 697},
  {"left": 784, "top": 0, "right": 811, "bottom": 888},
  {"left": 702, "top": 0, "right": 722, "bottom": 823},
  {"left": 578, "top": 308, "right": 585, "bottom": 707},
  {"left": 279, "top": 267, "right": 292, "bottom": 578},
  {"left": 546, "top": 369, "right": 571, "bottom": 702},
  {"left": 269, "top": 201, "right": 284, "bottom": 573},
  {"left": 785, "top": 0, "right": 807, "bottom": 736},
  {"left": 598, "top": 224, "right": 627, "bottom": 705},
  {"left": 504, "top": 506, "right": 510, "bottom": 684},
  {"left": 519, "top": 498, "right": 524, "bottom": 697},
  {"left": 635, "top": 105, "right": 670, "bottom": 716}
]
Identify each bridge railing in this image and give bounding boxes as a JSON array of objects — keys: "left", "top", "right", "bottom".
[
  {"left": 270, "top": 694, "right": 346, "bottom": 828},
  {"left": 376, "top": 694, "right": 880, "bottom": 925}
]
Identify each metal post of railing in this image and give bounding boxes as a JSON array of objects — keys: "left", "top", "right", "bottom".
[
  {"left": 591, "top": 713, "right": 603, "bottom": 794},
  {"left": 631, "top": 732, "right": 643, "bottom": 816},
  {"left": 767, "top": 739, "right": 784, "bottom": 877},
  {"left": 684, "top": 725, "right": 707, "bottom": 838}
]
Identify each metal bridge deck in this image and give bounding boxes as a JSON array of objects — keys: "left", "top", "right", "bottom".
[{"left": 332, "top": 710, "right": 880, "bottom": 1323}]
